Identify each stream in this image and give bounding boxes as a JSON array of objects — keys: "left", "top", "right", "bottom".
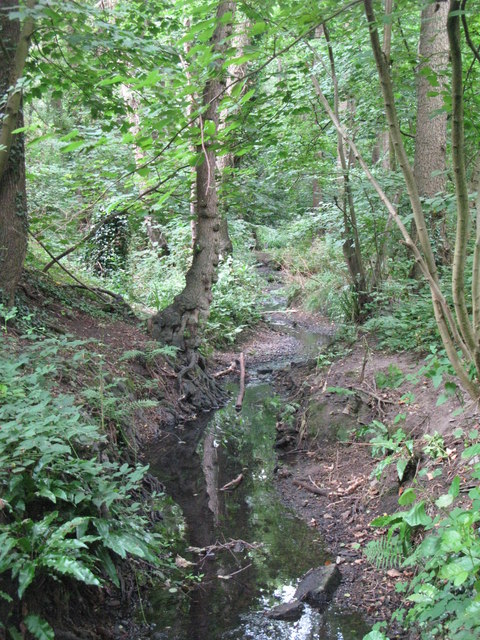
[{"left": 143, "top": 275, "right": 370, "bottom": 640}]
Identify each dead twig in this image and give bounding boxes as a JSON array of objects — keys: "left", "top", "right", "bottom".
[
  {"left": 358, "top": 337, "right": 370, "bottom": 383},
  {"left": 293, "top": 478, "right": 328, "bottom": 496},
  {"left": 219, "top": 473, "right": 243, "bottom": 492},
  {"left": 217, "top": 563, "right": 252, "bottom": 580},
  {"left": 214, "top": 360, "right": 237, "bottom": 378},
  {"left": 349, "top": 385, "right": 395, "bottom": 406},
  {"left": 187, "top": 539, "right": 261, "bottom": 555},
  {"left": 336, "top": 477, "right": 365, "bottom": 496}
]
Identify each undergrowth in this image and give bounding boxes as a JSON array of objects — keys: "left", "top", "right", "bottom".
[
  {"left": 0, "top": 334, "right": 176, "bottom": 639},
  {"left": 360, "top": 377, "right": 480, "bottom": 640}
]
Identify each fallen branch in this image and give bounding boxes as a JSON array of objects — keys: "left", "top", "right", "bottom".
[
  {"left": 336, "top": 477, "right": 365, "bottom": 496},
  {"left": 67, "top": 284, "right": 123, "bottom": 301},
  {"left": 349, "top": 385, "right": 395, "bottom": 406},
  {"left": 214, "top": 360, "right": 237, "bottom": 378},
  {"left": 217, "top": 563, "right": 252, "bottom": 580},
  {"left": 293, "top": 478, "right": 328, "bottom": 496},
  {"left": 219, "top": 473, "right": 243, "bottom": 492},
  {"left": 187, "top": 538, "right": 261, "bottom": 555},
  {"left": 29, "top": 231, "right": 109, "bottom": 303},
  {"left": 235, "top": 352, "right": 246, "bottom": 411}
]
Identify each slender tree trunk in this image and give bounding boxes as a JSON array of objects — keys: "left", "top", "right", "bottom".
[
  {"left": 217, "top": 12, "right": 249, "bottom": 258},
  {"left": 362, "top": 0, "right": 479, "bottom": 398},
  {"left": 149, "top": 2, "right": 235, "bottom": 349},
  {"left": 312, "top": 177, "right": 321, "bottom": 208},
  {"left": 181, "top": 18, "right": 199, "bottom": 248},
  {"left": 414, "top": 0, "right": 449, "bottom": 264},
  {"left": 322, "top": 25, "right": 369, "bottom": 321},
  {"left": 448, "top": 0, "right": 479, "bottom": 367},
  {"left": 0, "top": 1, "right": 35, "bottom": 305}
]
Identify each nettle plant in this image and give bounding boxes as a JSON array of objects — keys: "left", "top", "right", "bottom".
[{"left": 0, "top": 337, "right": 171, "bottom": 639}]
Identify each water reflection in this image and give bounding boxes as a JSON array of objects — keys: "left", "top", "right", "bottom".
[{"left": 144, "top": 381, "right": 369, "bottom": 639}]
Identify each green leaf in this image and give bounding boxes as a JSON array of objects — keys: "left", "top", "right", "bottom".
[
  {"left": 396, "top": 458, "right": 408, "bottom": 481},
  {"left": 249, "top": 21, "right": 267, "bottom": 35},
  {"left": 8, "top": 627, "right": 23, "bottom": 640},
  {"left": 398, "top": 488, "right": 416, "bottom": 506},
  {"left": 449, "top": 476, "right": 460, "bottom": 498},
  {"left": 439, "top": 529, "right": 463, "bottom": 553},
  {"left": 42, "top": 556, "right": 100, "bottom": 586},
  {"left": 439, "top": 557, "right": 480, "bottom": 587},
  {"left": 431, "top": 371, "right": 443, "bottom": 388},
  {"left": 96, "top": 548, "right": 120, "bottom": 588},
  {"left": 97, "top": 75, "right": 127, "bottom": 87},
  {"left": 60, "top": 140, "right": 85, "bottom": 153},
  {"left": 404, "top": 502, "right": 432, "bottom": 527},
  {"left": 18, "top": 562, "right": 36, "bottom": 598},
  {"left": 462, "top": 444, "right": 480, "bottom": 458},
  {"left": 24, "top": 615, "right": 54, "bottom": 640},
  {"left": 239, "top": 88, "right": 256, "bottom": 104},
  {"left": 370, "top": 513, "right": 403, "bottom": 527},
  {"left": 203, "top": 119, "right": 216, "bottom": 137},
  {"left": 362, "top": 631, "right": 389, "bottom": 640},
  {"left": 435, "top": 493, "right": 454, "bottom": 508},
  {"left": 0, "top": 590, "right": 13, "bottom": 603}
]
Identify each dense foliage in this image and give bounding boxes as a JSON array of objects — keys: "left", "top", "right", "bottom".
[
  {"left": 0, "top": 334, "right": 174, "bottom": 638},
  {"left": 2, "top": 0, "right": 480, "bottom": 638}
]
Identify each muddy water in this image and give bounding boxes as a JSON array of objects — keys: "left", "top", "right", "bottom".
[{"left": 144, "top": 314, "right": 370, "bottom": 639}]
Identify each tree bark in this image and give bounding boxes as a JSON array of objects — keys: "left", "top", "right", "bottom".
[
  {"left": 447, "top": 0, "right": 478, "bottom": 364},
  {"left": 149, "top": 2, "right": 235, "bottom": 349},
  {"left": 0, "top": 1, "right": 35, "bottom": 305},
  {"left": 414, "top": 0, "right": 449, "bottom": 263}
]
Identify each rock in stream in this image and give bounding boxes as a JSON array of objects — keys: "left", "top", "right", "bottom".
[{"left": 267, "top": 564, "right": 341, "bottom": 621}]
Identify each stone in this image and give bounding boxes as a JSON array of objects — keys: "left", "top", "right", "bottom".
[
  {"left": 267, "top": 599, "right": 304, "bottom": 621},
  {"left": 294, "top": 565, "right": 341, "bottom": 610}
]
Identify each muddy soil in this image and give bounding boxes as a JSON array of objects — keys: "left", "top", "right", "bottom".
[{"left": 271, "top": 338, "right": 477, "bottom": 639}]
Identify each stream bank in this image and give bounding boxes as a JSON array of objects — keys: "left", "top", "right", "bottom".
[{"left": 271, "top": 336, "right": 474, "bottom": 639}]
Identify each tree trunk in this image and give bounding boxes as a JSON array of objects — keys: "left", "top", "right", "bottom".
[
  {"left": 414, "top": 0, "right": 449, "bottom": 263},
  {"left": 0, "top": 1, "right": 35, "bottom": 305},
  {"left": 322, "top": 25, "right": 369, "bottom": 321},
  {"left": 216, "top": 12, "right": 248, "bottom": 258},
  {"left": 149, "top": 2, "right": 235, "bottom": 349}
]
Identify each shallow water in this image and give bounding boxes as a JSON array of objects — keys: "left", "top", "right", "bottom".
[{"left": 144, "top": 378, "right": 370, "bottom": 640}]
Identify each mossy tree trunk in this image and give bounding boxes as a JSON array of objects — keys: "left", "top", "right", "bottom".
[
  {"left": 149, "top": 2, "right": 235, "bottom": 350},
  {"left": 0, "top": 0, "right": 35, "bottom": 305}
]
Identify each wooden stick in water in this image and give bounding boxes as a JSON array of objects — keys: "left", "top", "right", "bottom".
[{"left": 235, "top": 352, "right": 246, "bottom": 411}]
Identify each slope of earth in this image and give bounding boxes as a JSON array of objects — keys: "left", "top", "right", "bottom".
[
  {"left": 273, "top": 338, "right": 478, "bottom": 639},
  {"left": 1, "top": 270, "right": 217, "bottom": 640}
]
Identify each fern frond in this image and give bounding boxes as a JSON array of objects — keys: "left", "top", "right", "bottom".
[
  {"left": 364, "top": 535, "right": 406, "bottom": 570},
  {"left": 119, "top": 349, "right": 144, "bottom": 362},
  {"left": 131, "top": 399, "right": 158, "bottom": 409}
]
